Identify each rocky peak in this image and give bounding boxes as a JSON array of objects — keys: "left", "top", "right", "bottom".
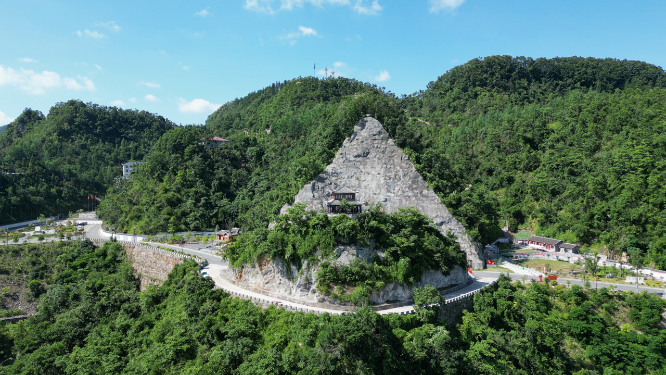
[{"left": 284, "top": 115, "right": 484, "bottom": 268}]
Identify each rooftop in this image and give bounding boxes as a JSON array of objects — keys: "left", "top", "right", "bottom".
[
  {"left": 559, "top": 243, "right": 579, "bottom": 249},
  {"left": 201, "top": 137, "right": 230, "bottom": 142},
  {"left": 527, "top": 236, "right": 563, "bottom": 245},
  {"left": 331, "top": 186, "right": 356, "bottom": 194}
]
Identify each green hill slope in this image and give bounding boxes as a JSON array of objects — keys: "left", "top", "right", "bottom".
[
  {"left": 0, "top": 100, "right": 175, "bottom": 224},
  {"left": 398, "top": 56, "right": 666, "bottom": 265},
  {"left": 100, "top": 56, "right": 666, "bottom": 265},
  {"left": 99, "top": 77, "right": 406, "bottom": 234}
]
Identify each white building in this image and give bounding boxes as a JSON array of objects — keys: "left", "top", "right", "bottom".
[{"left": 122, "top": 162, "right": 145, "bottom": 179}]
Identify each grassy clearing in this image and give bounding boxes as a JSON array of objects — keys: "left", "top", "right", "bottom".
[{"left": 513, "top": 230, "right": 532, "bottom": 240}]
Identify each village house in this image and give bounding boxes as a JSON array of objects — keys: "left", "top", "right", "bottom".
[
  {"left": 200, "top": 137, "right": 230, "bottom": 149},
  {"left": 522, "top": 235, "right": 563, "bottom": 252},
  {"left": 216, "top": 227, "right": 241, "bottom": 242},
  {"left": 326, "top": 187, "right": 364, "bottom": 214},
  {"left": 559, "top": 242, "right": 580, "bottom": 254}
]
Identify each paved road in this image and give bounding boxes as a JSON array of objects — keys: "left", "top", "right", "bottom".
[
  {"left": 475, "top": 270, "right": 665, "bottom": 296},
  {"left": 84, "top": 225, "right": 496, "bottom": 315}
]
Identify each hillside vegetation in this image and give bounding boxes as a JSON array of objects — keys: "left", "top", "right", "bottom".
[
  {"left": 1, "top": 241, "right": 665, "bottom": 374},
  {"left": 100, "top": 78, "right": 408, "bottom": 234},
  {"left": 0, "top": 100, "right": 175, "bottom": 224},
  {"left": 399, "top": 56, "right": 666, "bottom": 265},
  {"left": 1, "top": 56, "right": 664, "bottom": 266},
  {"left": 100, "top": 56, "right": 666, "bottom": 267},
  {"left": 226, "top": 204, "right": 467, "bottom": 303}
]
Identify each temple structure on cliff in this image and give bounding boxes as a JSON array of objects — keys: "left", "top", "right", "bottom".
[{"left": 326, "top": 186, "right": 364, "bottom": 214}]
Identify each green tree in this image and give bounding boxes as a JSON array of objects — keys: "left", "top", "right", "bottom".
[{"left": 413, "top": 284, "right": 445, "bottom": 323}]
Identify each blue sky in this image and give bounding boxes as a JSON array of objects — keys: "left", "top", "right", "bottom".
[{"left": 1, "top": 0, "right": 665, "bottom": 125}]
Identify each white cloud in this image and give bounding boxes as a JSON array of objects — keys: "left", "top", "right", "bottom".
[
  {"left": 139, "top": 81, "right": 161, "bottom": 88},
  {"left": 129, "top": 97, "right": 137, "bottom": 103},
  {"left": 244, "top": 0, "right": 275, "bottom": 13},
  {"left": 178, "top": 98, "right": 221, "bottom": 114},
  {"left": 353, "top": 0, "right": 382, "bottom": 15},
  {"left": 95, "top": 21, "right": 121, "bottom": 32},
  {"left": 281, "top": 26, "right": 320, "bottom": 45},
  {"left": 19, "top": 57, "right": 36, "bottom": 63},
  {"left": 333, "top": 61, "right": 346, "bottom": 68},
  {"left": 375, "top": 70, "right": 390, "bottom": 82},
  {"left": 94, "top": 64, "right": 103, "bottom": 71},
  {"left": 182, "top": 65, "right": 190, "bottom": 70},
  {"left": 194, "top": 8, "right": 211, "bottom": 16},
  {"left": 429, "top": 0, "right": 465, "bottom": 13},
  {"left": 244, "top": 0, "right": 381, "bottom": 14},
  {"left": 0, "top": 110, "right": 14, "bottom": 125},
  {"left": 299, "top": 26, "right": 318, "bottom": 36},
  {"left": 0, "top": 65, "right": 96, "bottom": 95},
  {"left": 111, "top": 100, "right": 125, "bottom": 106},
  {"left": 80, "top": 76, "right": 96, "bottom": 91},
  {"left": 75, "top": 30, "right": 107, "bottom": 38},
  {"left": 145, "top": 94, "right": 160, "bottom": 103}
]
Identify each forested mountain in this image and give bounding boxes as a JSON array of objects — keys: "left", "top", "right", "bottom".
[
  {"left": 101, "top": 56, "right": 666, "bottom": 266},
  {"left": 0, "top": 100, "right": 175, "bottom": 224},
  {"left": 99, "top": 78, "right": 411, "bottom": 235},
  {"left": 398, "top": 56, "right": 666, "bottom": 266},
  {"left": 0, "top": 125, "right": 6, "bottom": 135}
]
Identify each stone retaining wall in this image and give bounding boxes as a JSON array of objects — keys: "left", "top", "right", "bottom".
[
  {"left": 91, "top": 238, "right": 201, "bottom": 290},
  {"left": 0, "top": 315, "right": 31, "bottom": 324}
]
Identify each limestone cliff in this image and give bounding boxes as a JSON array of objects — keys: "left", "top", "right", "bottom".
[
  {"left": 282, "top": 115, "right": 484, "bottom": 268},
  {"left": 222, "top": 247, "right": 471, "bottom": 307}
]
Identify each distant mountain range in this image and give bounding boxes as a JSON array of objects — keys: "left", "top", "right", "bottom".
[{"left": 0, "top": 124, "right": 6, "bottom": 135}]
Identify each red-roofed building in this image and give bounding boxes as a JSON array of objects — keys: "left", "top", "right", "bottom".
[{"left": 200, "top": 137, "right": 230, "bottom": 149}]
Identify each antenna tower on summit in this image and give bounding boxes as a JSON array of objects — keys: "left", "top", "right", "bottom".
[
  {"left": 313, "top": 62, "right": 316, "bottom": 77},
  {"left": 324, "top": 66, "right": 328, "bottom": 78}
]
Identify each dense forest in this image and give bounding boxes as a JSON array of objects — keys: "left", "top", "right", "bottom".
[
  {"left": 2, "top": 55, "right": 666, "bottom": 265},
  {"left": 0, "top": 100, "right": 175, "bottom": 224},
  {"left": 398, "top": 56, "right": 666, "bottom": 265},
  {"left": 1, "top": 240, "right": 665, "bottom": 374},
  {"left": 98, "top": 56, "right": 666, "bottom": 267}
]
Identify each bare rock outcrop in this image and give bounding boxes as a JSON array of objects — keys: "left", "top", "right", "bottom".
[
  {"left": 223, "top": 115, "right": 484, "bottom": 308},
  {"left": 282, "top": 115, "right": 484, "bottom": 269}
]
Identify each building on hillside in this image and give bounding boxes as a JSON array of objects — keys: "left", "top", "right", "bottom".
[
  {"left": 524, "top": 236, "right": 563, "bottom": 252},
  {"left": 200, "top": 137, "right": 230, "bottom": 149},
  {"left": 559, "top": 242, "right": 580, "bottom": 254},
  {"left": 326, "top": 186, "right": 364, "bottom": 214},
  {"left": 122, "top": 161, "right": 145, "bottom": 179},
  {"left": 216, "top": 227, "right": 241, "bottom": 242}
]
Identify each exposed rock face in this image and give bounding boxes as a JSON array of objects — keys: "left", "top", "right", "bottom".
[
  {"left": 283, "top": 115, "right": 484, "bottom": 268},
  {"left": 370, "top": 267, "right": 468, "bottom": 304},
  {"left": 223, "top": 250, "right": 470, "bottom": 307},
  {"left": 222, "top": 115, "right": 485, "bottom": 308}
]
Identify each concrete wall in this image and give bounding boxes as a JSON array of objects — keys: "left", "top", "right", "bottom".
[{"left": 213, "top": 278, "right": 497, "bottom": 319}]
